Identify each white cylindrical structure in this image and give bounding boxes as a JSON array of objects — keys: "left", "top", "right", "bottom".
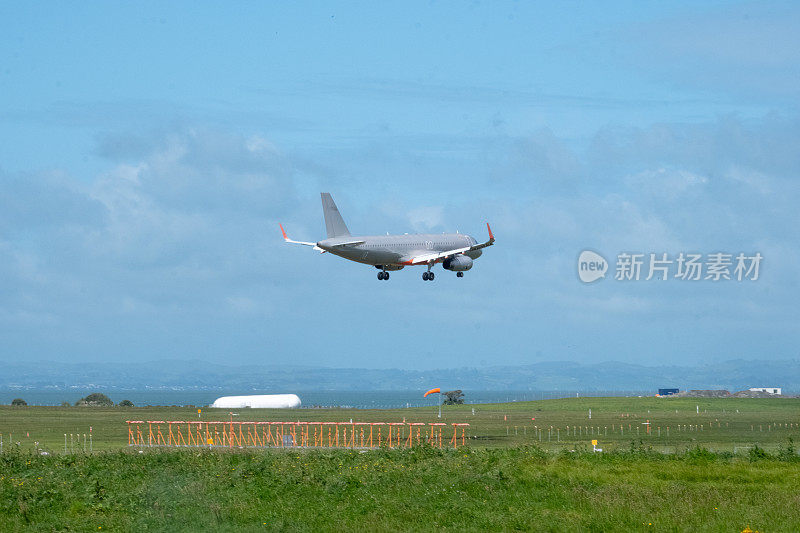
[{"left": 210, "top": 394, "right": 301, "bottom": 409}]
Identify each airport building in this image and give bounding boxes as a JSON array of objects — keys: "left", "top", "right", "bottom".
[{"left": 748, "top": 387, "right": 781, "bottom": 395}]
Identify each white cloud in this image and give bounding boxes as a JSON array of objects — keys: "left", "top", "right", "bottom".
[
  {"left": 1, "top": 113, "right": 798, "bottom": 367},
  {"left": 725, "top": 165, "right": 772, "bottom": 195},
  {"left": 407, "top": 206, "right": 444, "bottom": 232},
  {"left": 625, "top": 167, "right": 708, "bottom": 201}
]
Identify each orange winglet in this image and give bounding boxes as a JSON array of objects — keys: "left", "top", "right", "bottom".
[
  {"left": 279, "top": 223, "right": 288, "bottom": 240},
  {"left": 423, "top": 387, "right": 441, "bottom": 398},
  {"left": 487, "top": 222, "right": 494, "bottom": 241}
]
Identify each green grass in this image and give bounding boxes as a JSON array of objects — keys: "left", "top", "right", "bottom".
[
  {"left": 2, "top": 446, "right": 799, "bottom": 531},
  {"left": 1, "top": 396, "right": 798, "bottom": 453},
  {"left": 2, "top": 397, "right": 799, "bottom": 530}
]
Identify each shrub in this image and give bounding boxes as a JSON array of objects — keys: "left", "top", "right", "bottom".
[
  {"left": 748, "top": 445, "right": 770, "bottom": 461},
  {"left": 443, "top": 390, "right": 465, "bottom": 405},
  {"left": 118, "top": 400, "right": 134, "bottom": 407},
  {"left": 686, "top": 446, "right": 717, "bottom": 462},
  {"left": 75, "top": 393, "right": 114, "bottom": 407},
  {"left": 778, "top": 438, "right": 797, "bottom": 461},
  {"left": 11, "top": 398, "right": 27, "bottom": 406}
]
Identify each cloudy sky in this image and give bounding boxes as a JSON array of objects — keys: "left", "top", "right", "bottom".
[{"left": 1, "top": 2, "right": 798, "bottom": 370}]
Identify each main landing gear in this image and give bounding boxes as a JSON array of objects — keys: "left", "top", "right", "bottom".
[
  {"left": 377, "top": 271, "right": 390, "bottom": 280},
  {"left": 422, "top": 261, "right": 436, "bottom": 281},
  {"left": 457, "top": 272, "right": 464, "bottom": 277}
]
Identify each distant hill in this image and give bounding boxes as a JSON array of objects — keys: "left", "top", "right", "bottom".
[{"left": 0, "top": 359, "right": 797, "bottom": 393}]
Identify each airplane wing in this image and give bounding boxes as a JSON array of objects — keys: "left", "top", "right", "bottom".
[
  {"left": 401, "top": 246, "right": 471, "bottom": 265},
  {"left": 280, "top": 224, "right": 326, "bottom": 252},
  {"left": 401, "top": 223, "right": 495, "bottom": 265}
]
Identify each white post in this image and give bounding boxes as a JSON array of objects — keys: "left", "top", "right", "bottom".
[{"left": 589, "top": 409, "right": 591, "bottom": 419}]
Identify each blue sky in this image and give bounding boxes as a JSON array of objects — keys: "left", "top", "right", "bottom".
[{"left": 1, "top": 1, "right": 798, "bottom": 369}]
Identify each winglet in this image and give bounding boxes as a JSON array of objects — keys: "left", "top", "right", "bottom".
[
  {"left": 487, "top": 222, "right": 495, "bottom": 242},
  {"left": 280, "top": 224, "right": 318, "bottom": 248}
]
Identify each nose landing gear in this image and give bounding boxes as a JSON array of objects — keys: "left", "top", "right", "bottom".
[{"left": 457, "top": 272, "right": 464, "bottom": 278}]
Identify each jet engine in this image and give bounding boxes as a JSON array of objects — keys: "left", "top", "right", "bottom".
[{"left": 442, "top": 254, "right": 473, "bottom": 272}]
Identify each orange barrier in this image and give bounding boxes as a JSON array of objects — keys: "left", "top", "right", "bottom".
[{"left": 126, "top": 421, "right": 469, "bottom": 449}]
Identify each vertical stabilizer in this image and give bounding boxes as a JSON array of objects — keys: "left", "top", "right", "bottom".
[{"left": 320, "top": 193, "right": 351, "bottom": 238}]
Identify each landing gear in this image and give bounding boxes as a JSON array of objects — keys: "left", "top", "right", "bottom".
[
  {"left": 422, "top": 261, "right": 435, "bottom": 281},
  {"left": 457, "top": 272, "right": 464, "bottom": 278},
  {"left": 377, "top": 271, "right": 390, "bottom": 280}
]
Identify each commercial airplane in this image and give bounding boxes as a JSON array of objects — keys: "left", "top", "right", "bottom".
[{"left": 280, "top": 193, "right": 494, "bottom": 281}]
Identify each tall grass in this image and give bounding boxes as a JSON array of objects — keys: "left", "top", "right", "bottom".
[{"left": 2, "top": 444, "right": 798, "bottom": 531}]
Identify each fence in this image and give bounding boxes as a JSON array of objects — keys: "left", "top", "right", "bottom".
[{"left": 126, "top": 421, "right": 469, "bottom": 449}]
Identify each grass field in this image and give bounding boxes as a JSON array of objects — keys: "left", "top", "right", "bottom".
[
  {"left": 1, "top": 396, "right": 798, "bottom": 453},
  {"left": 2, "top": 397, "right": 799, "bottom": 531},
  {"left": 2, "top": 445, "right": 799, "bottom": 531}
]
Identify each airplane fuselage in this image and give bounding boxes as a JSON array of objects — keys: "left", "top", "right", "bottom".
[{"left": 318, "top": 233, "right": 481, "bottom": 270}]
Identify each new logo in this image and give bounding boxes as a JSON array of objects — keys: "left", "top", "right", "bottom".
[{"left": 578, "top": 250, "right": 608, "bottom": 283}]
